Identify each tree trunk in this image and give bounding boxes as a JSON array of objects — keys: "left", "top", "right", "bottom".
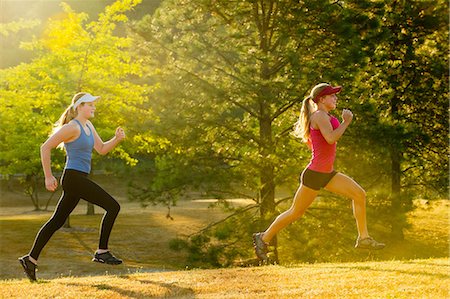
[
  {"left": 63, "top": 216, "right": 71, "bottom": 228},
  {"left": 259, "top": 116, "right": 275, "bottom": 216},
  {"left": 259, "top": 107, "right": 277, "bottom": 263},
  {"left": 389, "top": 93, "right": 404, "bottom": 239},
  {"left": 255, "top": 0, "right": 277, "bottom": 261},
  {"left": 44, "top": 191, "right": 57, "bottom": 211},
  {"left": 87, "top": 202, "right": 95, "bottom": 215},
  {"left": 390, "top": 146, "right": 404, "bottom": 239},
  {"left": 26, "top": 175, "right": 40, "bottom": 211},
  {"left": 257, "top": 10, "right": 275, "bottom": 216}
]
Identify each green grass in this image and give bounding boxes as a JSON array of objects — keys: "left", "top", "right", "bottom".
[{"left": 0, "top": 258, "right": 448, "bottom": 298}]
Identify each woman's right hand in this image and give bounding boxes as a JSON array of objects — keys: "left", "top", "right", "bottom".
[
  {"left": 342, "top": 109, "right": 354, "bottom": 124},
  {"left": 115, "top": 127, "right": 126, "bottom": 142},
  {"left": 45, "top": 176, "right": 58, "bottom": 191}
]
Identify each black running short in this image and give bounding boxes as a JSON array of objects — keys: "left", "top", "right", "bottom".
[{"left": 300, "top": 168, "right": 337, "bottom": 191}]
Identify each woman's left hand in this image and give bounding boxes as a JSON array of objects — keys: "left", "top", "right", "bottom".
[{"left": 115, "top": 127, "right": 126, "bottom": 141}]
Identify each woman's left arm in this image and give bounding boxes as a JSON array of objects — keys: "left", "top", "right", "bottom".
[{"left": 89, "top": 121, "right": 126, "bottom": 155}]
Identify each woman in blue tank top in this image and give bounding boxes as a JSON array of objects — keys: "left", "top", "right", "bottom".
[{"left": 19, "top": 92, "right": 125, "bottom": 281}]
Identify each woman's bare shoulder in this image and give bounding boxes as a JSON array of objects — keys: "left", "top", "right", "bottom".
[
  {"left": 64, "top": 120, "right": 79, "bottom": 130},
  {"left": 310, "top": 110, "right": 328, "bottom": 125},
  {"left": 55, "top": 121, "right": 79, "bottom": 137}
]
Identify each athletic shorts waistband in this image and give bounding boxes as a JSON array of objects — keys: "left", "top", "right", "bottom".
[{"left": 300, "top": 168, "right": 337, "bottom": 191}]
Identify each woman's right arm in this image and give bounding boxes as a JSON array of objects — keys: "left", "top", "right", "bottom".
[
  {"left": 40, "top": 124, "right": 78, "bottom": 191},
  {"left": 313, "top": 110, "right": 353, "bottom": 144}
]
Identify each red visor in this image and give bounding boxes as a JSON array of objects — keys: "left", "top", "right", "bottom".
[{"left": 313, "top": 85, "right": 342, "bottom": 103}]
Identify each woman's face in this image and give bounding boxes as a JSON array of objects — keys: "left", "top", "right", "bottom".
[
  {"left": 320, "top": 94, "right": 337, "bottom": 110},
  {"left": 78, "top": 102, "right": 96, "bottom": 119}
]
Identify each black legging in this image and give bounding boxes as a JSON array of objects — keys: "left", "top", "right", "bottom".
[{"left": 29, "top": 169, "right": 120, "bottom": 260}]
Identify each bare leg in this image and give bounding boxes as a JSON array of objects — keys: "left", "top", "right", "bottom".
[
  {"left": 262, "top": 185, "right": 319, "bottom": 244},
  {"left": 324, "top": 173, "right": 369, "bottom": 239},
  {"left": 28, "top": 256, "right": 38, "bottom": 265}
]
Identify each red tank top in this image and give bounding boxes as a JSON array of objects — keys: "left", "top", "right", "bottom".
[{"left": 307, "top": 115, "right": 340, "bottom": 173}]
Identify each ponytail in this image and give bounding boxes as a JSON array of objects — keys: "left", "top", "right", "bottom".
[
  {"left": 292, "top": 95, "right": 315, "bottom": 142},
  {"left": 52, "top": 92, "right": 87, "bottom": 136},
  {"left": 292, "top": 83, "right": 331, "bottom": 142},
  {"left": 55, "top": 104, "right": 76, "bottom": 128}
]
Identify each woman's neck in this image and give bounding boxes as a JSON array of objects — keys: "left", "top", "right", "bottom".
[
  {"left": 74, "top": 116, "right": 88, "bottom": 125},
  {"left": 316, "top": 103, "right": 331, "bottom": 113}
]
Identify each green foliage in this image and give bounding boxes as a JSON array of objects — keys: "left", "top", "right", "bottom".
[
  {"left": 277, "top": 192, "right": 392, "bottom": 263},
  {"left": 342, "top": 1, "right": 448, "bottom": 204},
  {"left": 0, "top": 19, "right": 41, "bottom": 37},
  {"left": 131, "top": 0, "right": 364, "bottom": 212},
  {"left": 135, "top": 0, "right": 448, "bottom": 265},
  {"left": 168, "top": 193, "right": 390, "bottom": 267},
  {"left": 0, "top": 0, "right": 149, "bottom": 208},
  {"left": 1, "top": 0, "right": 447, "bottom": 265},
  {"left": 169, "top": 205, "right": 262, "bottom": 268}
]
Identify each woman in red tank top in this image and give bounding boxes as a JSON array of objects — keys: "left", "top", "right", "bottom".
[{"left": 253, "top": 83, "right": 385, "bottom": 261}]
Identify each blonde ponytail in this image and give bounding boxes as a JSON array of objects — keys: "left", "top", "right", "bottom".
[
  {"left": 292, "top": 96, "right": 315, "bottom": 142},
  {"left": 55, "top": 104, "right": 76, "bottom": 128},
  {"left": 52, "top": 92, "right": 87, "bottom": 135},
  {"left": 292, "top": 83, "right": 331, "bottom": 142}
]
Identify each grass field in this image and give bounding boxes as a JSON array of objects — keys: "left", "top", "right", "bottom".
[
  {"left": 0, "top": 192, "right": 228, "bottom": 279},
  {"left": 0, "top": 176, "right": 449, "bottom": 298},
  {"left": 0, "top": 258, "right": 448, "bottom": 298}
]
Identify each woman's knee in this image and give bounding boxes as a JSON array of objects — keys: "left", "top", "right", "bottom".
[
  {"left": 353, "top": 188, "right": 366, "bottom": 204},
  {"left": 109, "top": 200, "right": 120, "bottom": 215},
  {"left": 287, "top": 208, "right": 306, "bottom": 221}
]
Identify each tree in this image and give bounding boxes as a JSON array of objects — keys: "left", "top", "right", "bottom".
[
  {"left": 0, "top": 0, "right": 147, "bottom": 210},
  {"left": 134, "top": 0, "right": 364, "bottom": 208},
  {"left": 346, "top": 0, "right": 448, "bottom": 238},
  {"left": 132, "top": 0, "right": 369, "bottom": 265}
]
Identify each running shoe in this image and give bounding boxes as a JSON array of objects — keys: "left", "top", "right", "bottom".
[
  {"left": 18, "top": 255, "right": 37, "bottom": 282},
  {"left": 252, "top": 232, "right": 269, "bottom": 261},
  {"left": 92, "top": 251, "right": 122, "bottom": 265},
  {"left": 355, "top": 236, "right": 385, "bottom": 250}
]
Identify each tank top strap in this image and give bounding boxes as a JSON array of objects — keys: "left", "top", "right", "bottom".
[
  {"left": 73, "top": 119, "right": 83, "bottom": 133},
  {"left": 73, "top": 119, "right": 92, "bottom": 136},
  {"left": 73, "top": 119, "right": 81, "bottom": 126},
  {"left": 86, "top": 122, "right": 93, "bottom": 136}
]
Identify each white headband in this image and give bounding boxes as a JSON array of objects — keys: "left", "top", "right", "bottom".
[{"left": 73, "top": 93, "right": 100, "bottom": 110}]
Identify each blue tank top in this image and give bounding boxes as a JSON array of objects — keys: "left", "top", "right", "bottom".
[{"left": 64, "top": 119, "right": 94, "bottom": 174}]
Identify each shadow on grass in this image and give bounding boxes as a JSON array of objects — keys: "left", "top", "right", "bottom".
[
  {"left": 28, "top": 279, "right": 51, "bottom": 284},
  {"left": 65, "top": 279, "right": 196, "bottom": 298},
  {"left": 132, "top": 279, "right": 196, "bottom": 298},
  {"left": 63, "top": 228, "right": 96, "bottom": 255},
  {"left": 402, "top": 260, "right": 450, "bottom": 267},
  {"left": 321, "top": 259, "right": 449, "bottom": 279}
]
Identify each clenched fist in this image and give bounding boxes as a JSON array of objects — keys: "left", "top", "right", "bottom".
[
  {"left": 115, "top": 127, "right": 126, "bottom": 141},
  {"left": 45, "top": 175, "right": 58, "bottom": 192},
  {"left": 342, "top": 109, "right": 353, "bottom": 123}
]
